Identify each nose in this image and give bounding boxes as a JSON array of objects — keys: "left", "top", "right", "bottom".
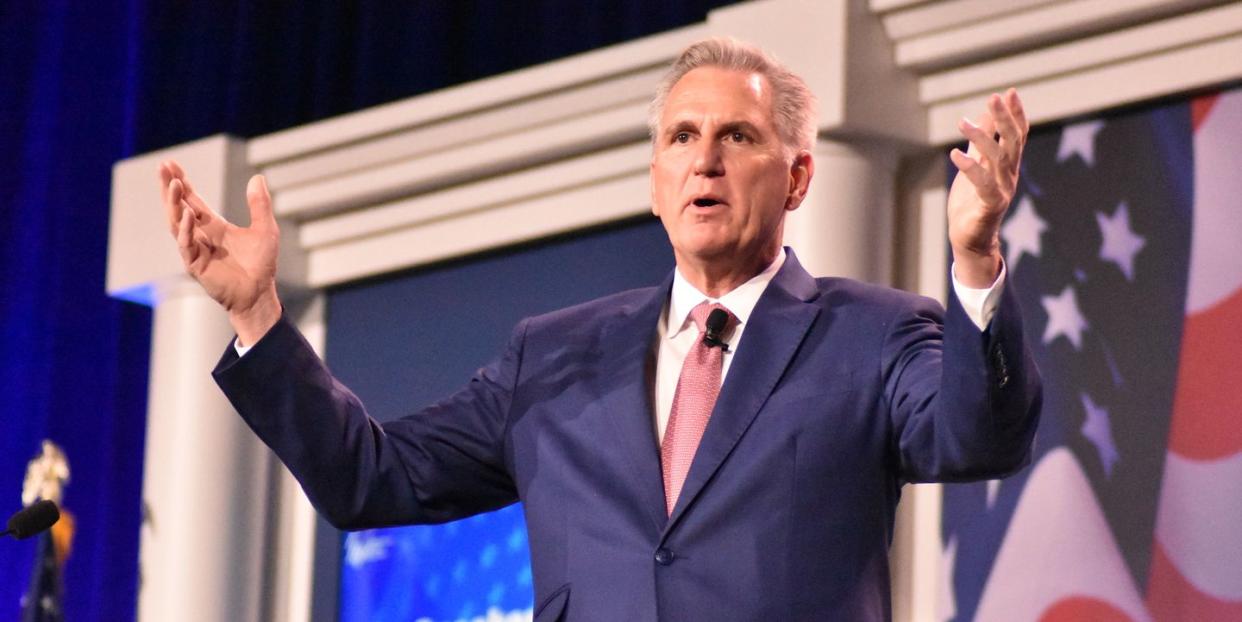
[{"left": 692, "top": 139, "right": 724, "bottom": 177}]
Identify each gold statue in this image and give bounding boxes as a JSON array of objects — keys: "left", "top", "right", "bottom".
[{"left": 21, "top": 440, "right": 74, "bottom": 566}]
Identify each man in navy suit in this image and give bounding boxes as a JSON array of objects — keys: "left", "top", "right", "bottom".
[{"left": 160, "top": 38, "right": 1039, "bottom": 621}]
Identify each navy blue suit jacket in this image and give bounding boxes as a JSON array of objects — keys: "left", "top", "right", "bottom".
[{"left": 214, "top": 249, "right": 1041, "bottom": 621}]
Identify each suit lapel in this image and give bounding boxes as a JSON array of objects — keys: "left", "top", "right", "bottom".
[
  {"left": 598, "top": 274, "right": 673, "bottom": 535},
  {"left": 663, "top": 250, "right": 821, "bottom": 533}
]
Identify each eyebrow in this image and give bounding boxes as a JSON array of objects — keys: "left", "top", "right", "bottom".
[
  {"left": 718, "top": 120, "right": 763, "bottom": 139},
  {"left": 662, "top": 119, "right": 766, "bottom": 141},
  {"left": 663, "top": 120, "right": 698, "bottom": 140}
]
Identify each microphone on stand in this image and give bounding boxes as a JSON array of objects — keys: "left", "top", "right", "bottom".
[{"left": 2, "top": 499, "right": 60, "bottom": 539}]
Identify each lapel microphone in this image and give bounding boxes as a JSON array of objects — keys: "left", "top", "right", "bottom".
[{"left": 702, "top": 308, "right": 730, "bottom": 352}]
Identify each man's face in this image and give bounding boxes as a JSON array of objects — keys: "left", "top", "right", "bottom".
[{"left": 650, "top": 66, "right": 806, "bottom": 267}]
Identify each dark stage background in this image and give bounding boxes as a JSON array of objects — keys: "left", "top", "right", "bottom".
[{"left": 0, "top": 2, "right": 738, "bottom": 619}]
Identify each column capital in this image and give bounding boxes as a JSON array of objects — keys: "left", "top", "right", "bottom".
[
  {"left": 707, "top": 0, "right": 924, "bottom": 147},
  {"left": 108, "top": 134, "right": 309, "bottom": 306}
]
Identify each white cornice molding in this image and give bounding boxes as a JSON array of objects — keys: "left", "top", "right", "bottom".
[
  {"left": 889, "top": 0, "right": 1226, "bottom": 70},
  {"left": 918, "top": 2, "right": 1242, "bottom": 104},
  {"left": 876, "top": 0, "right": 1242, "bottom": 145},
  {"left": 926, "top": 29, "right": 1242, "bottom": 143},
  {"left": 247, "top": 25, "right": 707, "bottom": 167},
  {"left": 298, "top": 143, "right": 652, "bottom": 250}
]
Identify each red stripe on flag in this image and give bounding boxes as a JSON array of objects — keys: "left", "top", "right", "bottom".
[
  {"left": 1192, "top": 93, "right": 1221, "bottom": 132},
  {"left": 1039, "top": 596, "right": 1134, "bottom": 622},
  {"left": 1147, "top": 541, "right": 1242, "bottom": 621},
  {"left": 1168, "top": 286, "right": 1242, "bottom": 460}
]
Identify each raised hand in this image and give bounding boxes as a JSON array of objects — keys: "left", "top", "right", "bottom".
[
  {"left": 947, "top": 88, "right": 1029, "bottom": 287},
  {"left": 159, "top": 160, "right": 282, "bottom": 345}
]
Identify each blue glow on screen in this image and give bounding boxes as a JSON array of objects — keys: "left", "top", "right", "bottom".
[{"left": 339, "top": 504, "right": 534, "bottom": 622}]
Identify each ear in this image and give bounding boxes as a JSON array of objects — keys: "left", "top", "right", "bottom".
[
  {"left": 784, "top": 150, "right": 814, "bottom": 212},
  {"left": 649, "top": 156, "right": 660, "bottom": 216}
]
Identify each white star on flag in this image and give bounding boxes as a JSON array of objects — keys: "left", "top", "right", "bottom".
[
  {"left": 1001, "top": 195, "right": 1047, "bottom": 271},
  {"left": 1096, "top": 201, "right": 1146, "bottom": 281},
  {"left": 1057, "top": 119, "right": 1106, "bottom": 166},
  {"left": 1080, "top": 392, "right": 1120, "bottom": 477},
  {"left": 1042, "top": 285, "right": 1088, "bottom": 349}
]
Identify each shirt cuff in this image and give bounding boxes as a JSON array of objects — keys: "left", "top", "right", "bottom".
[
  {"left": 234, "top": 337, "right": 253, "bottom": 358},
  {"left": 951, "top": 261, "right": 1007, "bottom": 331}
]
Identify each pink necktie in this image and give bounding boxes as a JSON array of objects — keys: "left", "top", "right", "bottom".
[{"left": 662, "top": 302, "right": 734, "bottom": 515}]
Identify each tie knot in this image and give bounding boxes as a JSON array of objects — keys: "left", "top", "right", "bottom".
[{"left": 689, "top": 301, "right": 735, "bottom": 335}]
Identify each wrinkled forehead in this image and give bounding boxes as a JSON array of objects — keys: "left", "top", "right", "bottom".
[{"left": 659, "top": 67, "right": 775, "bottom": 128}]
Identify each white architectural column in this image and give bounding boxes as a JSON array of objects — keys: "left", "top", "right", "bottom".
[
  {"left": 784, "top": 136, "right": 946, "bottom": 621},
  {"left": 893, "top": 172, "right": 955, "bottom": 622},
  {"left": 138, "top": 277, "right": 271, "bottom": 622},
  {"left": 784, "top": 138, "right": 899, "bottom": 284},
  {"left": 109, "top": 135, "right": 284, "bottom": 622},
  {"left": 264, "top": 296, "right": 333, "bottom": 622}
]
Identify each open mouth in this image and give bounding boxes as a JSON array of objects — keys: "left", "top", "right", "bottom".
[{"left": 692, "top": 197, "right": 723, "bottom": 207}]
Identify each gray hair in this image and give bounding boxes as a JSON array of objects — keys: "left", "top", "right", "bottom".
[{"left": 647, "top": 37, "right": 819, "bottom": 154}]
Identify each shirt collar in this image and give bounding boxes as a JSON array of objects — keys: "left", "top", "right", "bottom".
[{"left": 667, "top": 247, "right": 787, "bottom": 339}]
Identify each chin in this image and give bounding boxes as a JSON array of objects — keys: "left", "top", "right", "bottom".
[{"left": 675, "top": 235, "right": 739, "bottom": 261}]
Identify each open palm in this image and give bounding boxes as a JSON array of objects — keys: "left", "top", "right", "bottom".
[
  {"left": 159, "top": 161, "right": 281, "bottom": 340},
  {"left": 946, "top": 89, "right": 1029, "bottom": 285}
]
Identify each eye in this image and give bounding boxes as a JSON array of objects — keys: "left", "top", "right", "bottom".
[
  {"left": 674, "top": 132, "right": 691, "bottom": 144},
  {"left": 729, "top": 131, "right": 748, "bottom": 143}
]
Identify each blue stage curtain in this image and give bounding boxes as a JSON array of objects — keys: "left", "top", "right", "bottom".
[{"left": 0, "top": 1, "right": 738, "bottom": 620}]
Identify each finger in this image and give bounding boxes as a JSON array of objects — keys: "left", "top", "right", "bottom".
[
  {"left": 180, "top": 211, "right": 216, "bottom": 275},
  {"left": 246, "top": 174, "right": 277, "bottom": 231},
  {"left": 989, "top": 95, "right": 1024, "bottom": 180},
  {"left": 173, "top": 175, "right": 220, "bottom": 225},
  {"left": 158, "top": 161, "right": 174, "bottom": 205},
  {"left": 164, "top": 162, "right": 221, "bottom": 226},
  {"left": 962, "top": 108, "right": 995, "bottom": 157},
  {"left": 166, "top": 178, "right": 188, "bottom": 236},
  {"left": 188, "top": 237, "right": 212, "bottom": 275},
  {"left": 989, "top": 93, "right": 1023, "bottom": 154},
  {"left": 177, "top": 207, "right": 199, "bottom": 268},
  {"left": 165, "top": 172, "right": 218, "bottom": 234},
  {"left": 192, "top": 224, "right": 213, "bottom": 250},
  {"left": 978, "top": 100, "right": 998, "bottom": 138},
  {"left": 162, "top": 161, "right": 198, "bottom": 226},
  {"left": 1007, "top": 88, "right": 1029, "bottom": 135},
  {"left": 166, "top": 160, "right": 187, "bottom": 180},
  {"left": 173, "top": 178, "right": 232, "bottom": 242},
  {"left": 950, "top": 148, "right": 1002, "bottom": 204},
  {"left": 958, "top": 116, "right": 1001, "bottom": 165},
  {"left": 177, "top": 241, "right": 196, "bottom": 272}
]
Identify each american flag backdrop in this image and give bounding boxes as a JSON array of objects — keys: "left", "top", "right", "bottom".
[{"left": 940, "top": 86, "right": 1242, "bottom": 621}]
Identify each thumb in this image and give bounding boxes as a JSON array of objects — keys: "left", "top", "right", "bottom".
[{"left": 246, "top": 174, "right": 276, "bottom": 229}]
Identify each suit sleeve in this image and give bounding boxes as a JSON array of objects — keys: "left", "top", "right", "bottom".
[
  {"left": 882, "top": 281, "right": 1043, "bottom": 483},
  {"left": 212, "top": 313, "right": 523, "bottom": 529}
]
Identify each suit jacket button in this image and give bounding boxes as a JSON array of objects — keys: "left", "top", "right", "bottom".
[
  {"left": 993, "top": 345, "right": 1009, "bottom": 388},
  {"left": 654, "top": 548, "right": 675, "bottom": 565}
]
